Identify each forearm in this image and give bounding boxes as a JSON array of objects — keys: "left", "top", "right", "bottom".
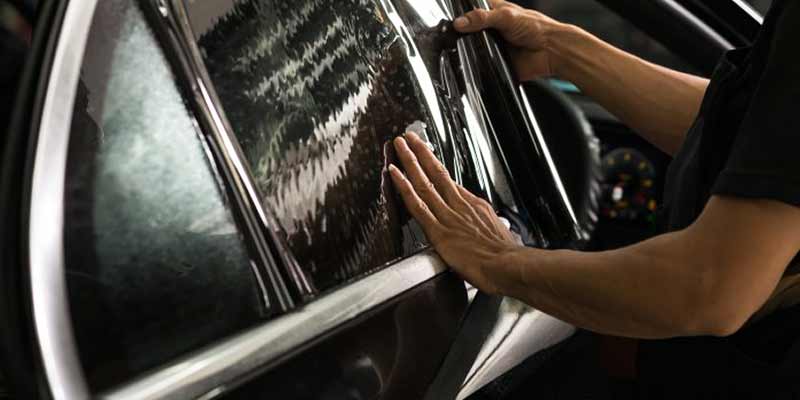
[
  {"left": 391, "top": 129, "right": 800, "bottom": 340},
  {"left": 549, "top": 25, "right": 709, "bottom": 155},
  {"left": 492, "top": 230, "right": 712, "bottom": 339}
]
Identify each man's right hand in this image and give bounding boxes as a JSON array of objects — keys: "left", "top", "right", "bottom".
[
  {"left": 454, "top": 0, "right": 577, "bottom": 81},
  {"left": 455, "top": 0, "right": 708, "bottom": 156}
]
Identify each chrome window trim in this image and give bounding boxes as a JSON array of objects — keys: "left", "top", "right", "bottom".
[
  {"left": 99, "top": 251, "right": 448, "bottom": 400},
  {"left": 28, "top": 0, "right": 98, "bottom": 398},
  {"left": 730, "top": 0, "right": 765, "bottom": 23},
  {"left": 660, "top": 0, "right": 735, "bottom": 50}
]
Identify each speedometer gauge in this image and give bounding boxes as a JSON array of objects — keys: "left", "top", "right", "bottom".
[{"left": 600, "top": 148, "right": 657, "bottom": 221}]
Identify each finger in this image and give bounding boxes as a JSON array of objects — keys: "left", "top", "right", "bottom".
[
  {"left": 393, "top": 136, "right": 456, "bottom": 221},
  {"left": 388, "top": 165, "right": 442, "bottom": 239},
  {"left": 404, "top": 132, "right": 466, "bottom": 207},
  {"left": 453, "top": 6, "right": 515, "bottom": 33}
]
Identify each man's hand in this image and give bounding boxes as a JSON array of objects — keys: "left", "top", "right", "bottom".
[
  {"left": 388, "top": 132, "right": 521, "bottom": 294},
  {"left": 454, "top": 0, "right": 575, "bottom": 80}
]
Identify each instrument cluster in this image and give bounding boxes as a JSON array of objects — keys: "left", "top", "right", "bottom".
[{"left": 600, "top": 148, "right": 658, "bottom": 223}]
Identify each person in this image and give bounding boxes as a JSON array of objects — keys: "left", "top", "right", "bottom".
[{"left": 386, "top": 0, "right": 800, "bottom": 397}]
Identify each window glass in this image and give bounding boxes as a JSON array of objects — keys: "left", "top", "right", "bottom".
[
  {"left": 64, "top": 1, "right": 267, "bottom": 391},
  {"left": 185, "top": 0, "right": 430, "bottom": 293},
  {"left": 519, "top": 0, "right": 699, "bottom": 75}
]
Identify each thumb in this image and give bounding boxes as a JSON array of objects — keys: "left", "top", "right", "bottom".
[{"left": 453, "top": 9, "right": 507, "bottom": 33}]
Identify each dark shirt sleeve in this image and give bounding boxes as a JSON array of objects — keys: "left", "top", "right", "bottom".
[{"left": 712, "top": 1, "right": 800, "bottom": 206}]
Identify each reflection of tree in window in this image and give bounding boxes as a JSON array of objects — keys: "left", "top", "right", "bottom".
[
  {"left": 198, "top": 0, "right": 432, "bottom": 293},
  {"left": 516, "top": 0, "right": 698, "bottom": 74}
]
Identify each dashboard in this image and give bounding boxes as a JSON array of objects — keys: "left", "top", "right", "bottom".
[{"left": 559, "top": 85, "right": 672, "bottom": 250}]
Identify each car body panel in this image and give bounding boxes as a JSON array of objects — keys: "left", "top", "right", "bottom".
[{"left": 220, "top": 273, "right": 468, "bottom": 400}]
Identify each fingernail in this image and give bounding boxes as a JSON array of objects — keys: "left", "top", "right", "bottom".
[
  {"left": 405, "top": 131, "right": 419, "bottom": 140},
  {"left": 454, "top": 16, "right": 469, "bottom": 29}
]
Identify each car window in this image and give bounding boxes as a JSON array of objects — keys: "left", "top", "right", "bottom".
[
  {"left": 521, "top": 0, "right": 699, "bottom": 75},
  {"left": 63, "top": 1, "right": 268, "bottom": 391},
  {"left": 183, "top": 0, "right": 430, "bottom": 294}
]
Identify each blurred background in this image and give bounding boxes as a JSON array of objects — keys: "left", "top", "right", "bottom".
[{"left": 519, "top": 0, "right": 773, "bottom": 75}]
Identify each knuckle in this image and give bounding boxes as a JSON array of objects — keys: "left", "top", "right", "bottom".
[
  {"left": 418, "top": 180, "right": 436, "bottom": 197},
  {"left": 411, "top": 200, "right": 427, "bottom": 214},
  {"left": 496, "top": 7, "right": 516, "bottom": 22},
  {"left": 471, "top": 9, "right": 489, "bottom": 25},
  {"left": 403, "top": 150, "right": 418, "bottom": 164},
  {"left": 397, "top": 182, "right": 414, "bottom": 196},
  {"left": 455, "top": 197, "right": 475, "bottom": 213},
  {"left": 433, "top": 163, "right": 450, "bottom": 178}
]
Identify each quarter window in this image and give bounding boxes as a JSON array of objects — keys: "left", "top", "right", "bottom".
[{"left": 64, "top": 1, "right": 267, "bottom": 391}]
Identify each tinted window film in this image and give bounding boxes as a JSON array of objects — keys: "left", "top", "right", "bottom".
[
  {"left": 185, "top": 0, "right": 430, "bottom": 293},
  {"left": 520, "top": 0, "right": 699, "bottom": 75},
  {"left": 64, "top": 1, "right": 267, "bottom": 391}
]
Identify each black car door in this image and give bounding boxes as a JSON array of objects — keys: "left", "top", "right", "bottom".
[
  {"left": 18, "top": 0, "right": 473, "bottom": 398},
  {"left": 12, "top": 0, "right": 596, "bottom": 399}
]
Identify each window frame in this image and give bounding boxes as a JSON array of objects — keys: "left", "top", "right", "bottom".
[{"left": 28, "top": 1, "right": 98, "bottom": 398}]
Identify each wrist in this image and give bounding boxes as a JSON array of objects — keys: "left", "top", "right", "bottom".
[
  {"left": 489, "top": 245, "right": 531, "bottom": 298},
  {"left": 545, "top": 23, "right": 595, "bottom": 81}
]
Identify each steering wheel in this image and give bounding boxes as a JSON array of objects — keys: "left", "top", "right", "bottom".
[
  {"left": 523, "top": 79, "right": 602, "bottom": 245},
  {"left": 451, "top": 1, "right": 602, "bottom": 247}
]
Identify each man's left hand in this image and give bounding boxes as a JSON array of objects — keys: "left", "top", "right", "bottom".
[{"left": 388, "top": 132, "right": 522, "bottom": 294}]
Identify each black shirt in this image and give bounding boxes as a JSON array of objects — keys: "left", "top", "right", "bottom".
[
  {"left": 664, "top": 0, "right": 800, "bottom": 230},
  {"left": 641, "top": 1, "right": 800, "bottom": 396}
]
